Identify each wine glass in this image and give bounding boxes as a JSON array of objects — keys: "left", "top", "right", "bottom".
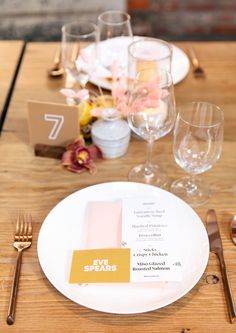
[
  {"left": 128, "top": 38, "right": 173, "bottom": 82},
  {"left": 171, "top": 102, "right": 224, "bottom": 207},
  {"left": 97, "top": 10, "right": 133, "bottom": 75},
  {"left": 127, "top": 68, "right": 176, "bottom": 187},
  {"left": 61, "top": 21, "right": 97, "bottom": 91}
]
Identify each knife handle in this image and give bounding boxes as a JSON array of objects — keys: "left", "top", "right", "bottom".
[{"left": 218, "top": 251, "right": 236, "bottom": 323}]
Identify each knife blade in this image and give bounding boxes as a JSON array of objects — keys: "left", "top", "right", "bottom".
[
  {"left": 207, "top": 209, "right": 224, "bottom": 254},
  {"left": 206, "top": 209, "right": 236, "bottom": 323}
]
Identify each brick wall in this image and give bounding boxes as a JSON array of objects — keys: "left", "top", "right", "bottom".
[
  {"left": 1, "top": 0, "right": 235, "bottom": 41},
  {"left": 0, "top": 0, "right": 126, "bottom": 41},
  {"left": 128, "top": 0, "right": 236, "bottom": 40}
]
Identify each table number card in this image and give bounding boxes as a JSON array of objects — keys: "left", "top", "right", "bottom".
[
  {"left": 122, "top": 196, "right": 182, "bottom": 282},
  {"left": 28, "top": 100, "right": 79, "bottom": 147}
]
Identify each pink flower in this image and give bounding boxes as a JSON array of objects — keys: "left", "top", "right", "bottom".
[
  {"left": 127, "top": 78, "right": 170, "bottom": 114},
  {"left": 60, "top": 88, "right": 90, "bottom": 100},
  {"left": 112, "top": 75, "right": 127, "bottom": 105},
  {"left": 61, "top": 137, "right": 102, "bottom": 174}
]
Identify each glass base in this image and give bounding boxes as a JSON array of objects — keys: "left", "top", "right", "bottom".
[
  {"left": 128, "top": 163, "right": 168, "bottom": 188},
  {"left": 170, "top": 176, "right": 211, "bottom": 207}
]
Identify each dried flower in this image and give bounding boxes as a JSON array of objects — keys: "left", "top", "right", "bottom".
[
  {"left": 61, "top": 137, "right": 102, "bottom": 174},
  {"left": 60, "top": 88, "right": 90, "bottom": 100}
]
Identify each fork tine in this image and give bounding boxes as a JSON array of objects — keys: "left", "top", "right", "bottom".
[
  {"left": 23, "top": 216, "right": 28, "bottom": 241},
  {"left": 26, "top": 214, "right": 33, "bottom": 240},
  {"left": 19, "top": 215, "right": 24, "bottom": 241},
  {"left": 15, "top": 215, "right": 24, "bottom": 241},
  {"left": 15, "top": 216, "right": 20, "bottom": 241},
  {"left": 14, "top": 214, "right": 33, "bottom": 242}
]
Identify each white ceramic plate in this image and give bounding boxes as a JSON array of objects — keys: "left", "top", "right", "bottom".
[
  {"left": 37, "top": 182, "right": 209, "bottom": 314},
  {"left": 84, "top": 36, "right": 190, "bottom": 90}
]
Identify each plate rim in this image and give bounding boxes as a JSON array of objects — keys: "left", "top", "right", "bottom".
[{"left": 86, "top": 36, "right": 190, "bottom": 89}]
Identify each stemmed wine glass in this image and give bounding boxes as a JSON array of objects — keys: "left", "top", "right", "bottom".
[
  {"left": 97, "top": 10, "right": 133, "bottom": 75},
  {"left": 127, "top": 68, "right": 176, "bottom": 187},
  {"left": 128, "top": 38, "right": 173, "bottom": 81},
  {"left": 171, "top": 102, "right": 224, "bottom": 207},
  {"left": 61, "top": 21, "right": 97, "bottom": 92}
]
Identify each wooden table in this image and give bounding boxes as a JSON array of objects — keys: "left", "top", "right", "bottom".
[
  {"left": 0, "top": 41, "right": 236, "bottom": 332},
  {"left": 0, "top": 41, "right": 24, "bottom": 110}
]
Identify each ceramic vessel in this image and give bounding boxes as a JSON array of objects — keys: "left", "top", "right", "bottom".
[{"left": 91, "top": 108, "right": 131, "bottom": 159}]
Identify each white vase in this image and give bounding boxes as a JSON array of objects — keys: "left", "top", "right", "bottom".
[{"left": 91, "top": 108, "right": 131, "bottom": 159}]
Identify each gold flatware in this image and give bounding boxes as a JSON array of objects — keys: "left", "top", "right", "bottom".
[
  {"left": 6, "top": 214, "right": 33, "bottom": 325},
  {"left": 206, "top": 209, "right": 236, "bottom": 323},
  {"left": 188, "top": 46, "right": 205, "bottom": 78},
  {"left": 231, "top": 215, "right": 236, "bottom": 245},
  {"left": 48, "top": 46, "right": 64, "bottom": 78}
]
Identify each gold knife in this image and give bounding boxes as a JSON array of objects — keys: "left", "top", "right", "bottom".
[{"left": 206, "top": 209, "right": 236, "bottom": 323}]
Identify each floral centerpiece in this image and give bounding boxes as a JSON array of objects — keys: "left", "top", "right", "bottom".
[{"left": 59, "top": 64, "right": 169, "bottom": 173}]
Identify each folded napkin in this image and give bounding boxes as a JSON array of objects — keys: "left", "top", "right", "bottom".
[
  {"left": 82, "top": 200, "right": 169, "bottom": 287},
  {"left": 84, "top": 201, "right": 122, "bottom": 249}
]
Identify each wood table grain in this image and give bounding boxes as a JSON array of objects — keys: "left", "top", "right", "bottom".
[
  {"left": 0, "top": 41, "right": 24, "bottom": 116},
  {"left": 0, "top": 41, "right": 236, "bottom": 332}
]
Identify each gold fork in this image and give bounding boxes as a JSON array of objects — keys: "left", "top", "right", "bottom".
[
  {"left": 188, "top": 46, "right": 206, "bottom": 78},
  {"left": 6, "top": 214, "right": 32, "bottom": 325}
]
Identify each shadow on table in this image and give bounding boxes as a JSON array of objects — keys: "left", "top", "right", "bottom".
[{"left": 60, "top": 277, "right": 204, "bottom": 326}]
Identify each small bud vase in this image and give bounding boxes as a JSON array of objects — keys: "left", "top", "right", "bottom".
[{"left": 91, "top": 108, "right": 131, "bottom": 159}]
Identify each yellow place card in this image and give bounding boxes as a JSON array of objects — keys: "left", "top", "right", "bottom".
[{"left": 69, "top": 248, "right": 130, "bottom": 283}]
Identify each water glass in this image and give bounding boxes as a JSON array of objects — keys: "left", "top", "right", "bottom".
[
  {"left": 97, "top": 10, "right": 133, "bottom": 73},
  {"left": 62, "top": 21, "right": 97, "bottom": 89},
  {"left": 171, "top": 102, "right": 224, "bottom": 207},
  {"left": 128, "top": 38, "right": 173, "bottom": 81}
]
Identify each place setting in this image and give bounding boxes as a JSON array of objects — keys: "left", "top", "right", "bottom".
[{"left": 2, "top": 6, "right": 236, "bottom": 332}]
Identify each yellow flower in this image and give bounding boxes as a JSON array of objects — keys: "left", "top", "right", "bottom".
[{"left": 78, "top": 101, "right": 92, "bottom": 126}]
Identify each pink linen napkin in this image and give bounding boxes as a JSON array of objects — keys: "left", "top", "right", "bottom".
[{"left": 84, "top": 201, "right": 122, "bottom": 249}]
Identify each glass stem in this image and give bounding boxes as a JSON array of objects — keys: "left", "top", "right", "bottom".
[
  {"left": 186, "top": 175, "right": 198, "bottom": 195},
  {"left": 144, "top": 140, "right": 154, "bottom": 175}
]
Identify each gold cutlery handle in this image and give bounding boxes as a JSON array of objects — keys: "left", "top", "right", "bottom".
[
  {"left": 7, "top": 250, "right": 23, "bottom": 325},
  {"left": 218, "top": 251, "right": 236, "bottom": 323},
  {"left": 188, "top": 47, "right": 199, "bottom": 68},
  {"left": 54, "top": 46, "right": 61, "bottom": 65}
]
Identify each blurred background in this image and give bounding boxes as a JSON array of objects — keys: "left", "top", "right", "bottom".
[{"left": 0, "top": 0, "right": 236, "bottom": 41}]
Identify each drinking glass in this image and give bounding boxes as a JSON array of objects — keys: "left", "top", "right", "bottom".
[
  {"left": 127, "top": 68, "right": 176, "bottom": 187},
  {"left": 128, "top": 38, "right": 173, "bottom": 82},
  {"left": 61, "top": 21, "right": 97, "bottom": 89},
  {"left": 171, "top": 102, "right": 224, "bottom": 207},
  {"left": 97, "top": 10, "right": 133, "bottom": 74}
]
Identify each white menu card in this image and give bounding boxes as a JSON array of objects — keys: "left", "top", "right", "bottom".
[{"left": 122, "top": 196, "right": 182, "bottom": 282}]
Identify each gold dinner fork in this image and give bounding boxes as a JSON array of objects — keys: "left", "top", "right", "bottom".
[
  {"left": 188, "top": 46, "right": 206, "bottom": 78},
  {"left": 6, "top": 214, "right": 33, "bottom": 325}
]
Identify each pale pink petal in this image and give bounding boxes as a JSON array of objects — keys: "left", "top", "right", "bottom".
[
  {"left": 87, "top": 145, "right": 103, "bottom": 160},
  {"left": 112, "top": 75, "right": 127, "bottom": 103},
  {"left": 80, "top": 49, "right": 91, "bottom": 64},
  {"left": 111, "top": 60, "right": 120, "bottom": 81},
  {"left": 67, "top": 164, "right": 86, "bottom": 173},
  {"left": 91, "top": 107, "right": 103, "bottom": 117},
  {"left": 73, "top": 137, "right": 85, "bottom": 148},
  {"left": 61, "top": 151, "right": 73, "bottom": 166},
  {"left": 86, "top": 160, "right": 97, "bottom": 174},
  {"left": 117, "top": 102, "right": 130, "bottom": 117},
  {"left": 75, "top": 89, "right": 89, "bottom": 99},
  {"left": 60, "top": 89, "right": 77, "bottom": 98}
]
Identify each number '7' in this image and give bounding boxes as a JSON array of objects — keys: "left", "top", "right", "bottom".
[{"left": 44, "top": 114, "right": 64, "bottom": 140}]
